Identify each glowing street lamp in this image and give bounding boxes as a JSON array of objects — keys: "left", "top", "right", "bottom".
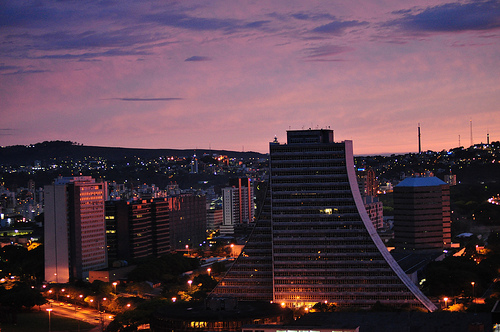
[
  {"left": 207, "top": 268, "right": 211, "bottom": 276},
  {"left": 46, "top": 308, "right": 53, "bottom": 332},
  {"left": 172, "top": 297, "right": 177, "bottom": 303},
  {"left": 443, "top": 297, "right": 448, "bottom": 308},
  {"left": 471, "top": 282, "right": 475, "bottom": 304},
  {"left": 187, "top": 280, "right": 192, "bottom": 290},
  {"left": 112, "top": 282, "right": 118, "bottom": 293}
]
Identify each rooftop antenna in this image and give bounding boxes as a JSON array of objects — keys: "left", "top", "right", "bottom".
[
  {"left": 470, "top": 119, "right": 473, "bottom": 147},
  {"left": 487, "top": 129, "right": 490, "bottom": 145},
  {"left": 418, "top": 123, "right": 421, "bottom": 153}
]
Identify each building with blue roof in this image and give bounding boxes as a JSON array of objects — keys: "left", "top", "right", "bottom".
[{"left": 394, "top": 176, "right": 451, "bottom": 251}]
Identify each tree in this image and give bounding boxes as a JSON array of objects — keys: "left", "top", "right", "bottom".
[{"left": 0, "top": 282, "right": 46, "bottom": 310}]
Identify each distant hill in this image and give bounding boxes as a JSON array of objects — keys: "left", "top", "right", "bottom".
[{"left": 0, "top": 141, "right": 266, "bottom": 166}]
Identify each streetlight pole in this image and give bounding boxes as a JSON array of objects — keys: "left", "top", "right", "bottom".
[
  {"left": 46, "top": 308, "right": 53, "bottom": 332},
  {"left": 443, "top": 297, "right": 448, "bottom": 308},
  {"left": 471, "top": 282, "right": 475, "bottom": 304}
]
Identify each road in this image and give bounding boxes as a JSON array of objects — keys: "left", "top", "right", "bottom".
[{"left": 40, "top": 301, "right": 115, "bottom": 330}]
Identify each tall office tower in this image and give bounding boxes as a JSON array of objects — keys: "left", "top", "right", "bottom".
[
  {"left": 105, "top": 199, "right": 154, "bottom": 261},
  {"left": 168, "top": 194, "right": 207, "bottom": 250},
  {"left": 220, "top": 178, "right": 255, "bottom": 235},
  {"left": 393, "top": 177, "right": 451, "bottom": 251},
  {"left": 363, "top": 196, "right": 384, "bottom": 229},
  {"left": 151, "top": 198, "right": 171, "bottom": 257},
  {"left": 45, "top": 176, "right": 107, "bottom": 283},
  {"left": 356, "top": 168, "right": 378, "bottom": 197},
  {"left": 106, "top": 198, "right": 171, "bottom": 261},
  {"left": 212, "top": 129, "right": 436, "bottom": 311},
  {"left": 207, "top": 200, "right": 223, "bottom": 232}
]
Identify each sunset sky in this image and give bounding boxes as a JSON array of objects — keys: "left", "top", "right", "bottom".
[{"left": 1, "top": 1, "right": 499, "bottom": 155}]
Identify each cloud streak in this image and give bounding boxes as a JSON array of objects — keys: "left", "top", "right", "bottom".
[
  {"left": 185, "top": 56, "right": 212, "bottom": 61},
  {"left": 109, "top": 98, "right": 184, "bottom": 102},
  {"left": 389, "top": 0, "right": 500, "bottom": 32},
  {"left": 312, "top": 19, "right": 369, "bottom": 34}
]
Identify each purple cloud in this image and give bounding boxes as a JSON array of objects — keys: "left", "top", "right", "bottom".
[
  {"left": 0, "top": 128, "right": 15, "bottom": 135},
  {"left": 292, "top": 12, "right": 336, "bottom": 21},
  {"left": 146, "top": 13, "right": 235, "bottom": 31},
  {"left": 313, "top": 20, "right": 369, "bottom": 34},
  {"left": 390, "top": 0, "right": 500, "bottom": 32},
  {"left": 185, "top": 56, "right": 212, "bottom": 62},
  {"left": 2, "top": 68, "right": 50, "bottom": 76},
  {"left": 304, "top": 45, "right": 353, "bottom": 58},
  {"left": 110, "top": 98, "right": 184, "bottom": 102}
]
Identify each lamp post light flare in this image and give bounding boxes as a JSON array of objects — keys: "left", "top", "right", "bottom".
[
  {"left": 46, "top": 308, "right": 53, "bottom": 332},
  {"left": 471, "top": 282, "right": 475, "bottom": 303}
]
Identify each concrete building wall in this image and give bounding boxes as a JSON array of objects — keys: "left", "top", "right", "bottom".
[{"left": 44, "top": 184, "right": 70, "bottom": 283}]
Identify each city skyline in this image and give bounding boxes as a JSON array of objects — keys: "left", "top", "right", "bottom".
[{"left": 1, "top": 1, "right": 499, "bottom": 155}]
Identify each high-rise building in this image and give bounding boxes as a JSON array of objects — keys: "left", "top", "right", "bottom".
[
  {"left": 106, "top": 194, "right": 205, "bottom": 258},
  {"left": 363, "top": 196, "right": 384, "bottom": 230},
  {"left": 211, "top": 129, "right": 436, "bottom": 311},
  {"left": 168, "top": 194, "right": 207, "bottom": 250},
  {"left": 106, "top": 197, "right": 171, "bottom": 262},
  {"left": 220, "top": 178, "right": 254, "bottom": 235},
  {"left": 207, "top": 201, "right": 223, "bottom": 232},
  {"left": 357, "top": 168, "right": 378, "bottom": 197},
  {"left": 393, "top": 177, "right": 451, "bottom": 251},
  {"left": 105, "top": 199, "right": 154, "bottom": 261},
  {"left": 45, "top": 176, "right": 107, "bottom": 283}
]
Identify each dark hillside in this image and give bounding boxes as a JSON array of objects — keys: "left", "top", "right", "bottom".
[{"left": 0, "top": 141, "right": 265, "bottom": 166}]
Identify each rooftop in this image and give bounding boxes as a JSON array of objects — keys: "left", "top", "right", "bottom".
[{"left": 396, "top": 176, "right": 447, "bottom": 187}]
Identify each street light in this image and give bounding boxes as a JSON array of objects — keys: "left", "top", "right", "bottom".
[
  {"left": 112, "top": 282, "right": 118, "bottom": 293},
  {"left": 46, "top": 308, "right": 53, "bottom": 332},
  {"left": 187, "top": 280, "right": 192, "bottom": 290},
  {"left": 100, "top": 297, "right": 107, "bottom": 312},
  {"left": 76, "top": 294, "right": 83, "bottom": 312},
  {"left": 471, "top": 282, "right": 475, "bottom": 304},
  {"left": 443, "top": 297, "right": 448, "bottom": 308},
  {"left": 207, "top": 268, "right": 211, "bottom": 276}
]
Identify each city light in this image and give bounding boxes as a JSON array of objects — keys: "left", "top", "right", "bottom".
[{"left": 46, "top": 308, "right": 53, "bottom": 332}]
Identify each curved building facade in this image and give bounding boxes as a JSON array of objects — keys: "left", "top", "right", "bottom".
[{"left": 212, "top": 129, "right": 436, "bottom": 311}]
